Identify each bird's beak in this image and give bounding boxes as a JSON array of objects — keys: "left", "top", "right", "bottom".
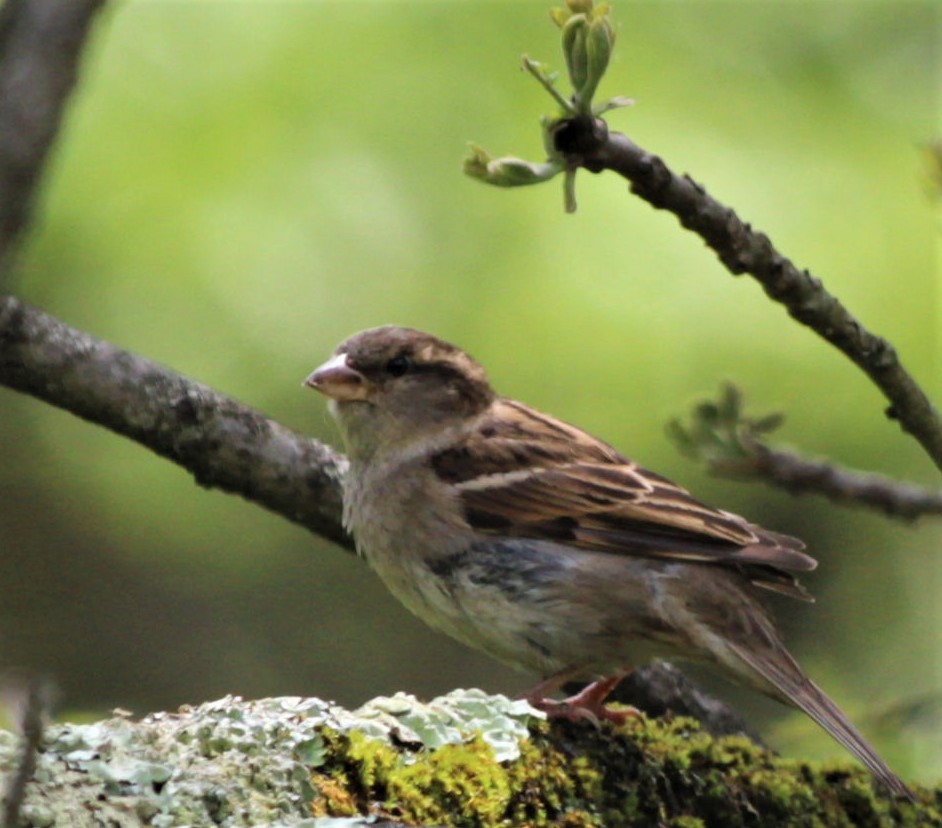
[{"left": 303, "top": 353, "right": 370, "bottom": 401}]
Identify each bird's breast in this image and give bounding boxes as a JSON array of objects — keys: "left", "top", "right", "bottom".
[{"left": 340, "top": 459, "right": 729, "bottom": 678}]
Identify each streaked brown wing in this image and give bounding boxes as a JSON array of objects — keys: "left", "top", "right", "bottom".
[{"left": 431, "top": 399, "right": 816, "bottom": 599}]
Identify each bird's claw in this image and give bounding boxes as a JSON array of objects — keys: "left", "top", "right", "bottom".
[
  {"left": 530, "top": 697, "right": 640, "bottom": 726},
  {"left": 525, "top": 676, "right": 641, "bottom": 726}
]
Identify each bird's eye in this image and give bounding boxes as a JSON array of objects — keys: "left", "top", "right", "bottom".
[{"left": 385, "top": 355, "right": 412, "bottom": 378}]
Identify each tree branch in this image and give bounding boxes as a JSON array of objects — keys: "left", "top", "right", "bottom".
[
  {"left": 0, "top": 0, "right": 106, "bottom": 281},
  {"left": 551, "top": 116, "right": 942, "bottom": 476},
  {"left": 708, "top": 443, "right": 942, "bottom": 521},
  {"left": 669, "top": 383, "right": 942, "bottom": 520},
  {"left": 0, "top": 294, "right": 352, "bottom": 550},
  {"left": 4, "top": 693, "right": 931, "bottom": 825}
]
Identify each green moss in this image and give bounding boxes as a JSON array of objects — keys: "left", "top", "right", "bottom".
[
  {"left": 345, "top": 728, "right": 401, "bottom": 790},
  {"left": 390, "top": 739, "right": 512, "bottom": 826},
  {"left": 310, "top": 713, "right": 940, "bottom": 827}
]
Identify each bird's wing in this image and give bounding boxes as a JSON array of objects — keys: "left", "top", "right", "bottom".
[{"left": 430, "top": 399, "right": 816, "bottom": 600}]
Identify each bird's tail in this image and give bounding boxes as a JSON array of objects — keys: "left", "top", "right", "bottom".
[
  {"left": 789, "top": 675, "right": 915, "bottom": 801},
  {"left": 728, "top": 640, "right": 915, "bottom": 801}
]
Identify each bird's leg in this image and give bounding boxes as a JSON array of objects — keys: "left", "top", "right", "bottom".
[{"left": 521, "top": 670, "right": 641, "bottom": 726}]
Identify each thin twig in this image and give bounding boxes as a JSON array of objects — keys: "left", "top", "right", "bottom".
[
  {"left": 0, "top": 0, "right": 105, "bottom": 282},
  {"left": 551, "top": 116, "right": 942, "bottom": 476},
  {"left": 714, "top": 444, "right": 942, "bottom": 520},
  {"left": 669, "top": 384, "right": 942, "bottom": 520}
]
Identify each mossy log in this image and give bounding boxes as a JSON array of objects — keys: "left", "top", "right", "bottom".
[{"left": 2, "top": 692, "right": 937, "bottom": 827}]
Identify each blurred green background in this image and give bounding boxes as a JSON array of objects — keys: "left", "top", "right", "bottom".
[{"left": 1, "top": 0, "right": 939, "bottom": 785}]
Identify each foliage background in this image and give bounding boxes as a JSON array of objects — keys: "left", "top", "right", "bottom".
[{"left": 1, "top": 0, "right": 939, "bottom": 784}]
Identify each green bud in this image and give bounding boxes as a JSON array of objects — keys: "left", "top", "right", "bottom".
[
  {"left": 566, "top": 0, "right": 593, "bottom": 13},
  {"left": 463, "top": 145, "right": 562, "bottom": 187},
  {"left": 561, "top": 13, "right": 588, "bottom": 94},
  {"left": 577, "top": 13, "right": 614, "bottom": 110}
]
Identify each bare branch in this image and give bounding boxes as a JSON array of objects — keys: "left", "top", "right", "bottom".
[
  {"left": 719, "top": 446, "right": 942, "bottom": 520},
  {"left": 0, "top": 294, "right": 352, "bottom": 551},
  {"left": 669, "top": 384, "right": 942, "bottom": 520},
  {"left": 551, "top": 116, "right": 942, "bottom": 476},
  {"left": 0, "top": 0, "right": 105, "bottom": 281}
]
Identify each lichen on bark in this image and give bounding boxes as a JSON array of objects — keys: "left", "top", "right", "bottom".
[{"left": 2, "top": 691, "right": 936, "bottom": 827}]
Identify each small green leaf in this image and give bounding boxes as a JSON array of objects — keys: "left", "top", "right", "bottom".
[
  {"left": 666, "top": 420, "right": 695, "bottom": 455},
  {"left": 718, "top": 383, "right": 742, "bottom": 422},
  {"left": 593, "top": 96, "right": 635, "bottom": 116},
  {"left": 523, "top": 56, "right": 574, "bottom": 114},
  {"left": 752, "top": 412, "right": 786, "bottom": 435},
  {"left": 466, "top": 0, "right": 627, "bottom": 215},
  {"left": 669, "top": 385, "right": 787, "bottom": 468},
  {"left": 463, "top": 145, "right": 562, "bottom": 187}
]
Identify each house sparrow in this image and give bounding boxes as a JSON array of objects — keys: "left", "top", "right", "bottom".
[{"left": 304, "top": 325, "right": 913, "bottom": 799}]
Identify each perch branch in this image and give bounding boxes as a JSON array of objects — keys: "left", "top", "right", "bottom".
[
  {"left": 549, "top": 116, "right": 942, "bottom": 475},
  {"left": 0, "top": 295, "right": 351, "bottom": 550}
]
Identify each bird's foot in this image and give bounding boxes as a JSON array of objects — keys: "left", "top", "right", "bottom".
[{"left": 526, "top": 676, "right": 640, "bottom": 727}]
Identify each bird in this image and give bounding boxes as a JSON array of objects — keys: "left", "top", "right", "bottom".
[{"left": 303, "top": 324, "right": 913, "bottom": 800}]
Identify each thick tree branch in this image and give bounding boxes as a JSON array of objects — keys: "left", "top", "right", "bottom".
[
  {"left": 0, "top": 294, "right": 351, "bottom": 550},
  {"left": 4, "top": 693, "right": 931, "bottom": 826},
  {"left": 0, "top": 0, "right": 105, "bottom": 281},
  {"left": 552, "top": 116, "right": 942, "bottom": 476}
]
